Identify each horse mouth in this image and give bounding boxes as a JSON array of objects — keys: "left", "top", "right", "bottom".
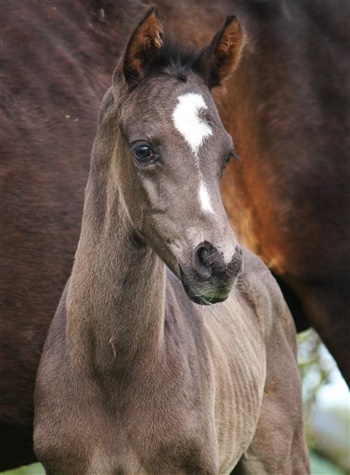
[
  {"left": 191, "top": 293, "right": 228, "bottom": 306},
  {"left": 179, "top": 267, "right": 233, "bottom": 306}
]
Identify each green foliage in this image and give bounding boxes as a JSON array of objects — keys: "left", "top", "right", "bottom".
[
  {"left": 298, "top": 329, "right": 334, "bottom": 417},
  {"left": 310, "top": 451, "right": 347, "bottom": 475},
  {"left": 1, "top": 463, "right": 45, "bottom": 474},
  {"left": 298, "top": 329, "right": 350, "bottom": 474}
]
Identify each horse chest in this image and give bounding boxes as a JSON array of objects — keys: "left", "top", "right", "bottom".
[
  {"left": 43, "top": 366, "right": 219, "bottom": 474},
  {"left": 87, "top": 428, "right": 218, "bottom": 475},
  {"left": 84, "top": 341, "right": 263, "bottom": 475}
]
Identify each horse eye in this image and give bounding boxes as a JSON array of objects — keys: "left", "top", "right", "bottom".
[
  {"left": 134, "top": 145, "right": 152, "bottom": 160},
  {"left": 226, "top": 149, "right": 240, "bottom": 165},
  {"left": 225, "top": 151, "right": 234, "bottom": 165},
  {"left": 132, "top": 143, "right": 157, "bottom": 164}
]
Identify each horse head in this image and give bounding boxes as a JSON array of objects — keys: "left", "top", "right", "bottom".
[{"left": 100, "top": 8, "right": 245, "bottom": 305}]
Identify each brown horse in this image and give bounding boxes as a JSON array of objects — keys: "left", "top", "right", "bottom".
[
  {"left": 1, "top": 0, "right": 348, "bottom": 470},
  {"left": 217, "top": 0, "right": 350, "bottom": 384},
  {"left": 33, "top": 10, "right": 309, "bottom": 473}
]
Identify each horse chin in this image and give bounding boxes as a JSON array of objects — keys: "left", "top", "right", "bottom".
[
  {"left": 191, "top": 293, "right": 228, "bottom": 306},
  {"left": 179, "top": 267, "right": 231, "bottom": 306}
]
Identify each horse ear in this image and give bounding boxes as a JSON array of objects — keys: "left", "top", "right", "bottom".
[
  {"left": 198, "top": 16, "right": 244, "bottom": 89},
  {"left": 123, "top": 7, "right": 163, "bottom": 88}
]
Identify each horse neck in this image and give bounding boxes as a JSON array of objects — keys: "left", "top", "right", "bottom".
[{"left": 66, "top": 150, "right": 166, "bottom": 374}]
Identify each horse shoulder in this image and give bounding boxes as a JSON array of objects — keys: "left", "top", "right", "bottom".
[{"left": 235, "top": 250, "right": 309, "bottom": 473}]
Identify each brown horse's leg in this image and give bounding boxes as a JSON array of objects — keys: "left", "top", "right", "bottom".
[
  {"left": 271, "top": 273, "right": 311, "bottom": 333},
  {"left": 301, "top": 282, "right": 350, "bottom": 385},
  {"left": 0, "top": 422, "right": 36, "bottom": 471}
]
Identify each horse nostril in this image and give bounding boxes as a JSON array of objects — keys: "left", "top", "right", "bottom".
[
  {"left": 194, "top": 242, "right": 221, "bottom": 278},
  {"left": 193, "top": 242, "right": 242, "bottom": 280}
]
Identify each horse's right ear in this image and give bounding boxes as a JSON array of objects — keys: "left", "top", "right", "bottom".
[
  {"left": 123, "top": 7, "right": 163, "bottom": 89},
  {"left": 197, "top": 16, "right": 245, "bottom": 89}
]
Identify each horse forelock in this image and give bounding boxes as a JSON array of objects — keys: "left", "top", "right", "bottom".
[{"left": 133, "top": 35, "right": 203, "bottom": 84}]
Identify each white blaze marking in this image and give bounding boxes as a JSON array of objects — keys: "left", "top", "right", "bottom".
[
  {"left": 172, "top": 93, "right": 214, "bottom": 213},
  {"left": 172, "top": 93, "right": 213, "bottom": 155},
  {"left": 199, "top": 182, "right": 214, "bottom": 213}
]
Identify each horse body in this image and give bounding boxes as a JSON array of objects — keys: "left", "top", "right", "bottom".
[
  {"left": 33, "top": 12, "right": 308, "bottom": 474},
  {"left": 34, "top": 220, "right": 266, "bottom": 474}
]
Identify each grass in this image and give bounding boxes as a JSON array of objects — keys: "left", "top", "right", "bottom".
[{"left": 2, "top": 453, "right": 348, "bottom": 475}]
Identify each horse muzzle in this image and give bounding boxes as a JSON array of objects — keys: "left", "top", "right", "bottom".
[{"left": 179, "top": 242, "right": 243, "bottom": 305}]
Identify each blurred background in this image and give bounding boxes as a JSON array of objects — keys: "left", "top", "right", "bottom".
[
  {"left": 298, "top": 329, "right": 349, "bottom": 475},
  {"left": 2, "top": 329, "right": 349, "bottom": 475}
]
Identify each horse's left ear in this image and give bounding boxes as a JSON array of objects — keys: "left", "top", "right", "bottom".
[
  {"left": 197, "top": 16, "right": 244, "bottom": 89},
  {"left": 123, "top": 7, "right": 163, "bottom": 89}
]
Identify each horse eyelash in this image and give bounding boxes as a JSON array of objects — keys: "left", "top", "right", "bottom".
[{"left": 230, "top": 150, "right": 241, "bottom": 161}]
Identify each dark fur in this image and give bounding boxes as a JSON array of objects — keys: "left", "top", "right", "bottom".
[{"left": 219, "top": 0, "right": 350, "bottom": 381}]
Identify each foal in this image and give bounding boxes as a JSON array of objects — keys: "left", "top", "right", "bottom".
[{"left": 34, "top": 10, "right": 309, "bottom": 474}]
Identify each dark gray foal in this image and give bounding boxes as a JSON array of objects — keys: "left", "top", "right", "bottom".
[{"left": 34, "top": 10, "right": 309, "bottom": 475}]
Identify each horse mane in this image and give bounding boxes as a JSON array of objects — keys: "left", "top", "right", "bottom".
[{"left": 139, "top": 35, "right": 204, "bottom": 83}]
